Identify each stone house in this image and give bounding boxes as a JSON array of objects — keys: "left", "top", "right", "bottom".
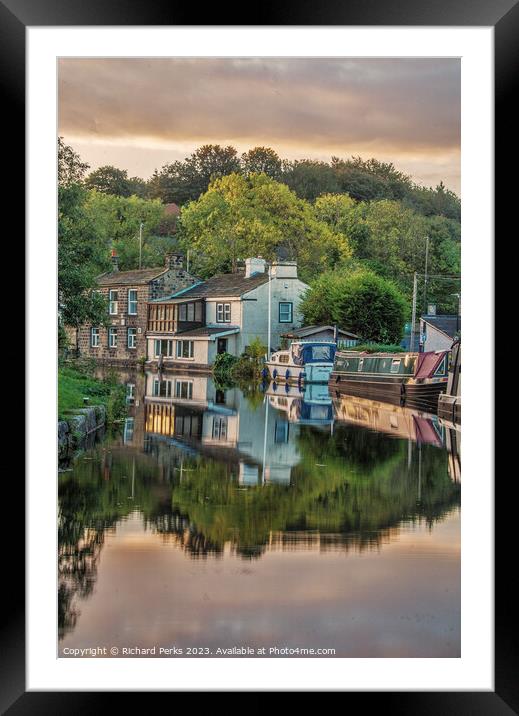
[
  {"left": 77, "top": 251, "right": 197, "bottom": 364},
  {"left": 146, "top": 257, "right": 308, "bottom": 371}
]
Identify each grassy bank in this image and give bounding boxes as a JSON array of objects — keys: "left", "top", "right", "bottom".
[{"left": 58, "top": 363, "right": 127, "bottom": 423}]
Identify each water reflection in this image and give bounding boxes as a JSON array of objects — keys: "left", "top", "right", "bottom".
[{"left": 59, "top": 371, "right": 460, "bottom": 655}]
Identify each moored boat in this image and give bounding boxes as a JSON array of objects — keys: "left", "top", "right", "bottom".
[
  {"left": 265, "top": 340, "right": 336, "bottom": 384},
  {"left": 329, "top": 349, "right": 449, "bottom": 406}
]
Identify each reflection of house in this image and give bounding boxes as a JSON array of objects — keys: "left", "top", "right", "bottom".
[
  {"left": 143, "top": 372, "right": 302, "bottom": 485},
  {"left": 146, "top": 257, "right": 308, "bottom": 370},
  {"left": 77, "top": 252, "right": 197, "bottom": 364},
  {"left": 419, "top": 314, "right": 460, "bottom": 353},
  {"left": 281, "top": 324, "right": 358, "bottom": 348}
]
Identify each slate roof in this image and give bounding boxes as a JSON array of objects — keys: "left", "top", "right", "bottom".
[
  {"left": 97, "top": 268, "right": 168, "bottom": 286},
  {"left": 176, "top": 326, "right": 240, "bottom": 338},
  {"left": 421, "top": 315, "right": 461, "bottom": 338},
  {"left": 168, "top": 271, "right": 269, "bottom": 300}
]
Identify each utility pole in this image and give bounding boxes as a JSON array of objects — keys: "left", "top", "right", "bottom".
[
  {"left": 410, "top": 271, "right": 418, "bottom": 352},
  {"left": 423, "top": 236, "right": 430, "bottom": 314},
  {"left": 139, "top": 222, "right": 144, "bottom": 269},
  {"left": 267, "top": 263, "right": 272, "bottom": 358}
]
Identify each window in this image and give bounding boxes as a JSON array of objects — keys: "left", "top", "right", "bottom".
[
  {"left": 390, "top": 358, "right": 401, "bottom": 374},
  {"left": 126, "top": 384, "right": 135, "bottom": 404},
  {"left": 123, "top": 418, "right": 134, "bottom": 444},
  {"left": 91, "top": 327, "right": 100, "bottom": 347},
  {"left": 176, "top": 340, "right": 194, "bottom": 359},
  {"left": 127, "top": 327, "right": 137, "bottom": 349},
  {"left": 154, "top": 339, "right": 173, "bottom": 357},
  {"left": 128, "top": 289, "right": 138, "bottom": 315},
  {"left": 108, "top": 327, "right": 117, "bottom": 348},
  {"left": 216, "top": 303, "right": 231, "bottom": 323},
  {"left": 175, "top": 380, "right": 193, "bottom": 399},
  {"left": 187, "top": 303, "right": 195, "bottom": 321},
  {"left": 153, "top": 379, "right": 172, "bottom": 397},
  {"left": 212, "top": 416, "right": 228, "bottom": 440},
  {"left": 195, "top": 302, "right": 203, "bottom": 321},
  {"left": 278, "top": 354, "right": 290, "bottom": 363},
  {"left": 179, "top": 304, "right": 187, "bottom": 321},
  {"left": 109, "top": 290, "right": 118, "bottom": 315},
  {"left": 279, "top": 302, "right": 293, "bottom": 323}
]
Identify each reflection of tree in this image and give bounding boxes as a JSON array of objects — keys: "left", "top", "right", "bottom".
[
  {"left": 169, "top": 424, "right": 460, "bottom": 559},
  {"left": 58, "top": 448, "right": 166, "bottom": 640}
]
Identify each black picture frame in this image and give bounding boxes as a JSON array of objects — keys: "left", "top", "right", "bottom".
[{"left": 6, "top": 0, "right": 510, "bottom": 709}]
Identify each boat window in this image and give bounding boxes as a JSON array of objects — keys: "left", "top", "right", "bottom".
[
  {"left": 278, "top": 354, "right": 290, "bottom": 363},
  {"left": 358, "top": 358, "right": 364, "bottom": 371},
  {"left": 390, "top": 358, "right": 401, "bottom": 373},
  {"left": 434, "top": 356, "right": 447, "bottom": 376}
]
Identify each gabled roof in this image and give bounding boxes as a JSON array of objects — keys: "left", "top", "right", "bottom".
[
  {"left": 97, "top": 267, "right": 168, "bottom": 286},
  {"left": 282, "top": 324, "right": 358, "bottom": 339},
  {"left": 166, "top": 271, "right": 269, "bottom": 300},
  {"left": 421, "top": 315, "right": 460, "bottom": 339}
]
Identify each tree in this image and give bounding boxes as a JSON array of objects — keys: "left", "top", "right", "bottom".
[
  {"left": 83, "top": 191, "right": 171, "bottom": 270},
  {"left": 148, "top": 144, "right": 242, "bottom": 205},
  {"left": 281, "top": 159, "right": 340, "bottom": 201},
  {"left": 241, "top": 147, "right": 282, "bottom": 179},
  {"left": 58, "top": 137, "right": 90, "bottom": 187},
  {"left": 58, "top": 185, "right": 108, "bottom": 345},
  {"left": 178, "top": 173, "right": 351, "bottom": 279},
  {"left": 300, "top": 269, "right": 407, "bottom": 343}
]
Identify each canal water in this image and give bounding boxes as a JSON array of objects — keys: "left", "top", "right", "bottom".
[{"left": 58, "top": 372, "right": 461, "bottom": 658}]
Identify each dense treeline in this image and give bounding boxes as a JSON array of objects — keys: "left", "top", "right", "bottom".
[{"left": 58, "top": 138, "right": 461, "bottom": 343}]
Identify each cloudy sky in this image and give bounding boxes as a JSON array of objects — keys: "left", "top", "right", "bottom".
[{"left": 58, "top": 58, "right": 460, "bottom": 193}]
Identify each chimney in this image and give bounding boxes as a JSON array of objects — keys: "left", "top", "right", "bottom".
[
  {"left": 245, "top": 257, "right": 266, "bottom": 278},
  {"left": 111, "top": 248, "right": 119, "bottom": 272},
  {"left": 271, "top": 260, "right": 297, "bottom": 279},
  {"left": 165, "top": 252, "right": 184, "bottom": 270}
]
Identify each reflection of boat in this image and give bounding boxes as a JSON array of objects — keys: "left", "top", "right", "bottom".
[
  {"left": 332, "top": 392, "right": 444, "bottom": 447},
  {"left": 265, "top": 341, "right": 336, "bottom": 383},
  {"left": 330, "top": 349, "right": 449, "bottom": 405},
  {"left": 266, "top": 382, "right": 333, "bottom": 426}
]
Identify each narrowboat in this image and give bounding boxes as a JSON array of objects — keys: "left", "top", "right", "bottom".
[
  {"left": 329, "top": 349, "right": 449, "bottom": 406},
  {"left": 265, "top": 340, "right": 336, "bottom": 384}
]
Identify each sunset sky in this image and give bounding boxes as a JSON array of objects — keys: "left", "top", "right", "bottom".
[{"left": 58, "top": 58, "right": 461, "bottom": 194}]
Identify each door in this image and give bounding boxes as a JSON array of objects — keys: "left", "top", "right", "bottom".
[{"left": 217, "top": 338, "right": 228, "bottom": 354}]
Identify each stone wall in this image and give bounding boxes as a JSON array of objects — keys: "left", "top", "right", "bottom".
[{"left": 58, "top": 404, "right": 107, "bottom": 460}]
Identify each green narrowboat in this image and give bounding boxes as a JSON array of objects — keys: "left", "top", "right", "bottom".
[{"left": 329, "top": 349, "right": 450, "bottom": 407}]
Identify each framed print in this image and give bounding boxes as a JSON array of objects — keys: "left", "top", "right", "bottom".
[{"left": 3, "top": 0, "right": 511, "bottom": 707}]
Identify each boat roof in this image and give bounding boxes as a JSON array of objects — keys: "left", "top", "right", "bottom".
[{"left": 291, "top": 340, "right": 336, "bottom": 346}]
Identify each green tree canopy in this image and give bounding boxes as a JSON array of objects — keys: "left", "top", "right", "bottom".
[
  {"left": 83, "top": 191, "right": 174, "bottom": 271},
  {"left": 58, "top": 185, "right": 108, "bottom": 336},
  {"left": 300, "top": 269, "right": 408, "bottom": 343},
  {"left": 85, "top": 165, "right": 149, "bottom": 198},
  {"left": 58, "top": 137, "right": 90, "bottom": 188},
  {"left": 241, "top": 146, "right": 282, "bottom": 179},
  {"left": 178, "top": 172, "right": 352, "bottom": 279},
  {"left": 148, "top": 144, "right": 242, "bottom": 205}
]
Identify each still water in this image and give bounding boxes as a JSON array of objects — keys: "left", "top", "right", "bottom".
[{"left": 59, "top": 372, "right": 461, "bottom": 658}]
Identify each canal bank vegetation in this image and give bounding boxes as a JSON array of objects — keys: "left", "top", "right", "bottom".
[
  {"left": 213, "top": 337, "right": 267, "bottom": 386},
  {"left": 58, "top": 361, "right": 127, "bottom": 423}
]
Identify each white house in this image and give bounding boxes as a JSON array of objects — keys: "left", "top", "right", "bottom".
[
  {"left": 419, "top": 314, "right": 460, "bottom": 353},
  {"left": 146, "top": 257, "right": 308, "bottom": 370}
]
